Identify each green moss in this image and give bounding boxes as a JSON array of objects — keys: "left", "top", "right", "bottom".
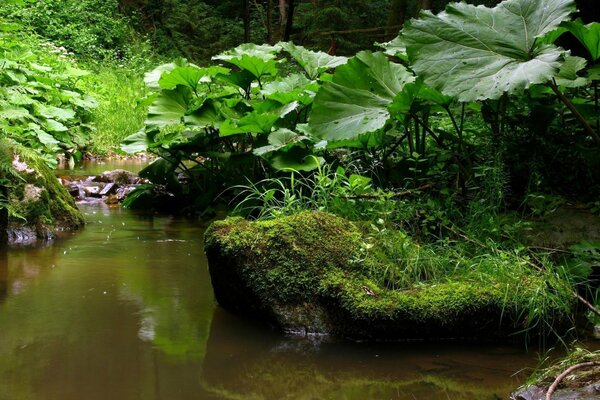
[
  {"left": 205, "top": 211, "right": 576, "bottom": 339},
  {"left": 206, "top": 211, "right": 361, "bottom": 304},
  {"left": 1, "top": 139, "right": 84, "bottom": 239}
]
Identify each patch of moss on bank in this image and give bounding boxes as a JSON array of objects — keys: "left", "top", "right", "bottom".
[
  {"left": 0, "top": 138, "right": 84, "bottom": 242},
  {"left": 205, "top": 211, "right": 575, "bottom": 340}
]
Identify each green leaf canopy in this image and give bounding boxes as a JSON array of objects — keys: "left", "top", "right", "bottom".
[
  {"left": 402, "top": 0, "right": 576, "bottom": 102},
  {"left": 562, "top": 20, "right": 600, "bottom": 62},
  {"left": 309, "top": 51, "right": 414, "bottom": 142}
]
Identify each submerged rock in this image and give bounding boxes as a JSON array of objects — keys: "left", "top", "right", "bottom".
[
  {"left": 0, "top": 139, "right": 85, "bottom": 245},
  {"left": 205, "top": 211, "right": 574, "bottom": 341}
]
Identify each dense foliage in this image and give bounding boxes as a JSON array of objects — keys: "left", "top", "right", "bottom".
[
  {"left": 0, "top": 0, "right": 139, "bottom": 60},
  {"left": 0, "top": 25, "right": 98, "bottom": 167}
]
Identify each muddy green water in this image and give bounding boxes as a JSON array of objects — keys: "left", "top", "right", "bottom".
[{"left": 0, "top": 164, "right": 542, "bottom": 400}]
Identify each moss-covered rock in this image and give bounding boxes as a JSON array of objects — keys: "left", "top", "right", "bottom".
[
  {"left": 0, "top": 139, "right": 84, "bottom": 245},
  {"left": 205, "top": 211, "right": 574, "bottom": 341}
]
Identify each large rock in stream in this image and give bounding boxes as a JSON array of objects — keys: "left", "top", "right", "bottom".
[
  {"left": 204, "top": 211, "right": 574, "bottom": 341},
  {"left": 0, "top": 139, "right": 84, "bottom": 245}
]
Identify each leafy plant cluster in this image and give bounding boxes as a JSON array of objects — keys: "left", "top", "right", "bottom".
[
  {"left": 0, "top": 25, "right": 98, "bottom": 167},
  {"left": 121, "top": 42, "right": 350, "bottom": 212},
  {"left": 123, "top": 0, "right": 600, "bottom": 218},
  {"left": 0, "top": 0, "right": 139, "bottom": 61}
]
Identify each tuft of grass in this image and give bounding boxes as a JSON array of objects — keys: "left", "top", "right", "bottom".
[{"left": 77, "top": 62, "right": 147, "bottom": 156}]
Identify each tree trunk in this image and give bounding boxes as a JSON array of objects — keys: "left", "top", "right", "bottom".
[
  {"left": 243, "top": 0, "right": 251, "bottom": 42},
  {"left": 266, "top": 0, "right": 274, "bottom": 44},
  {"left": 416, "top": 0, "right": 432, "bottom": 13},
  {"left": 283, "top": 0, "right": 296, "bottom": 41},
  {"left": 386, "top": 0, "right": 407, "bottom": 39}
]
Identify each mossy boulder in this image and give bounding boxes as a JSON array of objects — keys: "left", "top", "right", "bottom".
[
  {"left": 0, "top": 139, "right": 84, "bottom": 245},
  {"left": 205, "top": 211, "right": 574, "bottom": 341}
]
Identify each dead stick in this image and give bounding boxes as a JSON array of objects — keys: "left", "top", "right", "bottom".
[
  {"left": 546, "top": 361, "right": 600, "bottom": 400},
  {"left": 575, "top": 293, "right": 600, "bottom": 318}
]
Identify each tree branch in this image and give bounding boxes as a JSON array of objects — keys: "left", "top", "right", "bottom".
[{"left": 546, "top": 361, "right": 600, "bottom": 400}]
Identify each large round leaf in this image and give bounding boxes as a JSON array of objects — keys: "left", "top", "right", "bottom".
[
  {"left": 281, "top": 42, "right": 347, "bottom": 80},
  {"left": 308, "top": 51, "right": 415, "bottom": 142},
  {"left": 402, "top": 0, "right": 576, "bottom": 102}
]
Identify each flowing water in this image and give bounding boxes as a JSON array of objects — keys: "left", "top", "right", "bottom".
[{"left": 0, "top": 163, "right": 545, "bottom": 400}]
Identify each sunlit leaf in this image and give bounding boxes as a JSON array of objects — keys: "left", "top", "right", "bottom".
[
  {"left": 145, "top": 87, "right": 191, "bottom": 127},
  {"left": 281, "top": 42, "right": 347, "bottom": 79},
  {"left": 555, "top": 55, "right": 589, "bottom": 87},
  {"left": 402, "top": 0, "right": 576, "bottom": 101},
  {"left": 121, "top": 129, "right": 151, "bottom": 154},
  {"left": 309, "top": 51, "right": 415, "bottom": 141}
]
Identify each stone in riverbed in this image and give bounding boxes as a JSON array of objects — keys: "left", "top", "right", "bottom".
[{"left": 93, "top": 169, "right": 140, "bottom": 185}]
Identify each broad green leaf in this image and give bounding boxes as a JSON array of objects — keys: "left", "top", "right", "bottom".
[
  {"left": 309, "top": 51, "right": 415, "bottom": 141},
  {"left": 0, "top": 105, "right": 30, "bottom": 120},
  {"left": 253, "top": 129, "right": 309, "bottom": 156},
  {"left": 145, "top": 87, "right": 191, "bottom": 127},
  {"left": 417, "top": 84, "right": 454, "bottom": 107},
  {"left": 220, "top": 112, "right": 280, "bottom": 136},
  {"left": 539, "top": 26, "right": 568, "bottom": 44},
  {"left": 555, "top": 55, "right": 589, "bottom": 87},
  {"left": 220, "top": 100, "right": 298, "bottom": 136},
  {"left": 281, "top": 42, "right": 347, "bottom": 79},
  {"left": 35, "top": 129, "right": 60, "bottom": 146},
  {"left": 43, "top": 119, "right": 68, "bottom": 132},
  {"left": 377, "top": 36, "right": 409, "bottom": 61},
  {"left": 144, "top": 63, "right": 177, "bottom": 89},
  {"left": 158, "top": 66, "right": 205, "bottom": 91},
  {"left": 34, "top": 103, "right": 76, "bottom": 121},
  {"left": 562, "top": 20, "right": 600, "bottom": 61},
  {"left": 271, "top": 149, "right": 323, "bottom": 171},
  {"left": 402, "top": 0, "right": 576, "bottom": 102},
  {"left": 214, "top": 44, "right": 280, "bottom": 79},
  {"left": 218, "top": 55, "right": 277, "bottom": 80},
  {"left": 216, "top": 70, "right": 255, "bottom": 90},
  {"left": 70, "top": 94, "right": 99, "bottom": 110},
  {"left": 121, "top": 129, "right": 151, "bottom": 154},
  {"left": 214, "top": 43, "right": 281, "bottom": 62},
  {"left": 5, "top": 90, "right": 35, "bottom": 105},
  {"left": 184, "top": 100, "right": 222, "bottom": 128},
  {"left": 261, "top": 73, "right": 317, "bottom": 105}
]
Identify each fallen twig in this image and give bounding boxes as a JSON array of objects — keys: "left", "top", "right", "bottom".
[
  {"left": 575, "top": 293, "right": 600, "bottom": 318},
  {"left": 546, "top": 361, "right": 600, "bottom": 400}
]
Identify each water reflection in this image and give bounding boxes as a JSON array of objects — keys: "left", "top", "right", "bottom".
[
  {"left": 0, "top": 250, "right": 7, "bottom": 302},
  {"left": 0, "top": 202, "right": 541, "bottom": 400},
  {"left": 200, "top": 308, "right": 531, "bottom": 400}
]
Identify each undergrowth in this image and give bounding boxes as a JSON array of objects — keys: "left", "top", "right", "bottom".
[{"left": 77, "top": 61, "right": 149, "bottom": 155}]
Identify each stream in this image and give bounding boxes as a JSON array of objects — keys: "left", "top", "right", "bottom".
[{"left": 0, "top": 162, "right": 544, "bottom": 400}]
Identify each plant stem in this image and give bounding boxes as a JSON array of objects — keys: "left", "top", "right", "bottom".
[{"left": 548, "top": 80, "right": 600, "bottom": 147}]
